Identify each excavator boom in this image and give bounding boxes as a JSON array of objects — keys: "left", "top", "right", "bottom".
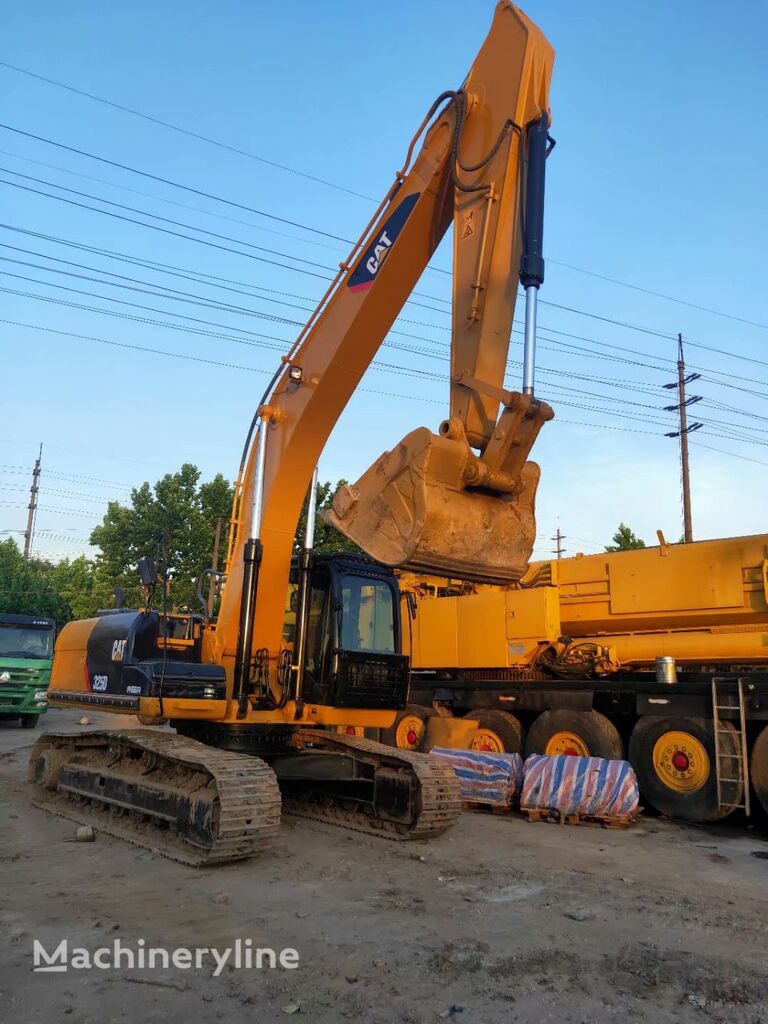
[{"left": 219, "top": 1, "right": 555, "bottom": 686}]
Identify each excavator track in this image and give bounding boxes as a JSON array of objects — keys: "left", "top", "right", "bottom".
[
  {"left": 28, "top": 730, "right": 281, "bottom": 866},
  {"left": 281, "top": 729, "right": 461, "bottom": 840}
]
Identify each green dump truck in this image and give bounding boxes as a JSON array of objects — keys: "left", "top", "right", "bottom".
[{"left": 0, "top": 614, "right": 56, "bottom": 728}]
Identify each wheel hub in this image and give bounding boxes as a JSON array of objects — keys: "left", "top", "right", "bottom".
[
  {"left": 545, "top": 730, "right": 589, "bottom": 758},
  {"left": 395, "top": 715, "right": 425, "bottom": 751},
  {"left": 653, "top": 730, "right": 709, "bottom": 793},
  {"left": 470, "top": 728, "right": 505, "bottom": 754}
]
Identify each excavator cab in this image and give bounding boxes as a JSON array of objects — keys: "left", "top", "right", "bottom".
[{"left": 283, "top": 554, "right": 408, "bottom": 711}]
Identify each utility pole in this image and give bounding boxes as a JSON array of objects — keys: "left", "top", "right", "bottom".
[
  {"left": 551, "top": 527, "right": 566, "bottom": 559},
  {"left": 207, "top": 517, "right": 223, "bottom": 618},
  {"left": 663, "top": 335, "right": 701, "bottom": 544},
  {"left": 23, "top": 444, "right": 42, "bottom": 562}
]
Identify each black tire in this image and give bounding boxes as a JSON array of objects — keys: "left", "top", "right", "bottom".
[
  {"left": 462, "top": 709, "right": 524, "bottom": 754},
  {"left": 750, "top": 724, "right": 768, "bottom": 816},
  {"left": 20, "top": 715, "right": 39, "bottom": 730},
  {"left": 525, "top": 709, "right": 623, "bottom": 760},
  {"left": 628, "top": 715, "right": 742, "bottom": 823},
  {"left": 381, "top": 704, "right": 434, "bottom": 751}
]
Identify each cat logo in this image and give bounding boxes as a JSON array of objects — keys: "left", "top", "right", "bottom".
[
  {"left": 365, "top": 231, "right": 393, "bottom": 275},
  {"left": 348, "top": 193, "right": 420, "bottom": 293},
  {"left": 111, "top": 639, "right": 127, "bottom": 663}
]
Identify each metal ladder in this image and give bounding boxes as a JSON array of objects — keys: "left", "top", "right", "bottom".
[{"left": 711, "top": 678, "right": 751, "bottom": 816}]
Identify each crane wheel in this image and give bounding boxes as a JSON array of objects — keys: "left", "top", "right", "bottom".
[
  {"left": 462, "top": 709, "right": 523, "bottom": 754},
  {"left": 628, "top": 716, "right": 743, "bottom": 822},
  {"left": 382, "top": 704, "right": 433, "bottom": 751},
  {"left": 524, "top": 709, "right": 623, "bottom": 760},
  {"left": 749, "top": 724, "right": 768, "bottom": 816}
]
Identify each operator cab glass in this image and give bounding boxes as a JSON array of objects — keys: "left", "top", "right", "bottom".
[{"left": 339, "top": 574, "right": 396, "bottom": 654}]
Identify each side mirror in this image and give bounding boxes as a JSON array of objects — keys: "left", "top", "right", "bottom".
[{"left": 137, "top": 556, "right": 156, "bottom": 587}]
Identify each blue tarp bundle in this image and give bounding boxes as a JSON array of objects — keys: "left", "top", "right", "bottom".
[
  {"left": 521, "top": 754, "right": 639, "bottom": 820},
  {"left": 431, "top": 748, "right": 524, "bottom": 807}
]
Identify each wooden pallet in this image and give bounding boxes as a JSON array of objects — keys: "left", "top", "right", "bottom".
[
  {"left": 520, "top": 806, "right": 637, "bottom": 829},
  {"left": 461, "top": 799, "right": 514, "bottom": 815}
]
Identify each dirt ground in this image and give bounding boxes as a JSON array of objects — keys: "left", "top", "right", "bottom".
[{"left": 1, "top": 708, "right": 767, "bottom": 1024}]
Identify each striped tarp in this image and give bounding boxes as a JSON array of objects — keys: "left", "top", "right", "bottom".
[
  {"left": 431, "top": 748, "right": 524, "bottom": 807},
  {"left": 521, "top": 754, "right": 639, "bottom": 821}
]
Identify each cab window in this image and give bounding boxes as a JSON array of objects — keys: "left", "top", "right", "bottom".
[{"left": 340, "top": 575, "right": 396, "bottom": 654}]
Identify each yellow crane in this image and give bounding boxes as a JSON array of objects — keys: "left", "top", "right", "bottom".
[
  {"left": 30, "top": 2, "right": 557, "bottom": 864},
  {"left": 391, "top": 534, "right": 768, "bottom": 824}
]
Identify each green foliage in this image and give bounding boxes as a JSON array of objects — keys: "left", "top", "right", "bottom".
[
  {"left": 0, "top": 469, "right": 357, "bottom": 624},
  {"left": 0, "top": 538, "right": 72, "bottom": 624},
  {"left": 89, "top": 464, "right": 233, "bottom": 611},
  {"left": 605, "top": 523, "right": 646, "bottom": 552},
  {"left": 48, "top": 556, "right": 101, "bottom": 621}
]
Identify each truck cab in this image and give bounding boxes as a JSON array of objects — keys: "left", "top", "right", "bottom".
[{"left": 0, "top": 613, "right": 56, "bottom": 728}]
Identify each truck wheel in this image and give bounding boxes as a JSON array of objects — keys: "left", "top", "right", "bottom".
[
  {"left": 381, "top": 705, "right": 433, "bottom": 751},
  {"left": 463, "top": 710, "right": 523, "bottom": 754},
  {"left": 20, "top": 715, "right": 39, "bottom": 730},
  {"left": 628, "top": 716, "right": 743, "bottom": 822},
  {"left": 749, "top": 725, "right": 768, "bottom": 816},
  {"left": 525, "top": 709, "right": 623, "bottom": 759}
]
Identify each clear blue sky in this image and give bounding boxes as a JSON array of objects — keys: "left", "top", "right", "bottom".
[{"left": 2, "top": 1, "right": 767, "bottom": 562}]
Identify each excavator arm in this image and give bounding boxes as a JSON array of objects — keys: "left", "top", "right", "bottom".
[{"left": 216, "top": 1, "right": 555, "bottom": 705}]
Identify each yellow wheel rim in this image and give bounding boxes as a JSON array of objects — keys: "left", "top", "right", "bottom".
[
  {"left": 395, "top": 714, "right": 426, "bottom": 751},
  {"left": 471, "top": 728, "right": 506, "bottom": 754},
  {"left": 652, "top": 730, "right": 710, "bottom": 793},
  {"left": 545, "top": 731, "right": 590, "bottom": 757}
]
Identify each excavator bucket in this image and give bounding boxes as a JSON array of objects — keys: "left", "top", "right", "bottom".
[{"left": 324, "top": 426, "right": 544, "bottom": 584}]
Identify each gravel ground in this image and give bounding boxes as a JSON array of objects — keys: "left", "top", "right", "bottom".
[{"left": 1, "top": 708, "right": 767, "bottom": 1024}]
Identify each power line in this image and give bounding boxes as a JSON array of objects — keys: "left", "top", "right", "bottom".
[
  {"left": 0, "top": 165, "right": 343, "bottom": 271},
  {"left": 4, "top": 66, "right": 766, "bottom": 331},
  {"left": 8, "top": 222, "right": 767, "bottom": 405},
  {"left": 548, "top": 258, "right": 768, "bottom": 332},
  {"left": 7, "top": 162, "right": 768, "bottom": 377},
  {"left": 5, "top": 269, "right": 768, "bottom": 448},
  {"left": 0, "top": 174, "right": 451, "bottom": 314},
  {"left": 0, "top": 147, "right": 349, "bottom": 256},
  {"left": 0, "top": 75, "right": 376, "bottom": 202},
  {"left": 0, "top": 223, "right": 450, "bottom": 332}
]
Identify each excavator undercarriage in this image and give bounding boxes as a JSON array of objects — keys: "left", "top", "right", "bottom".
[{"left": 29, "top": 726, "right": 460, "bottom": 864}]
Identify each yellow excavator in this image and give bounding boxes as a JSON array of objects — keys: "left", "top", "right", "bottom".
[{"left": 29, "top": 1, "right": 556, "bottom": 864}]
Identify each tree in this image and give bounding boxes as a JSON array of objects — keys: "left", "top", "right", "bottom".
[
  {"left": 295, "top": 479, "right": 362, "bottom": 555},
  {"left": 605, "top": 524, "right": 646, "bottom": 552},
  {"left": 48, "top": 555, "right": 100, "bottom": 621},
  {"left": 0, "top": 538, "right": 71, "bottom": 623},
  {"left": 89, "top": 464, "right": 233, "bottom": 610}
]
